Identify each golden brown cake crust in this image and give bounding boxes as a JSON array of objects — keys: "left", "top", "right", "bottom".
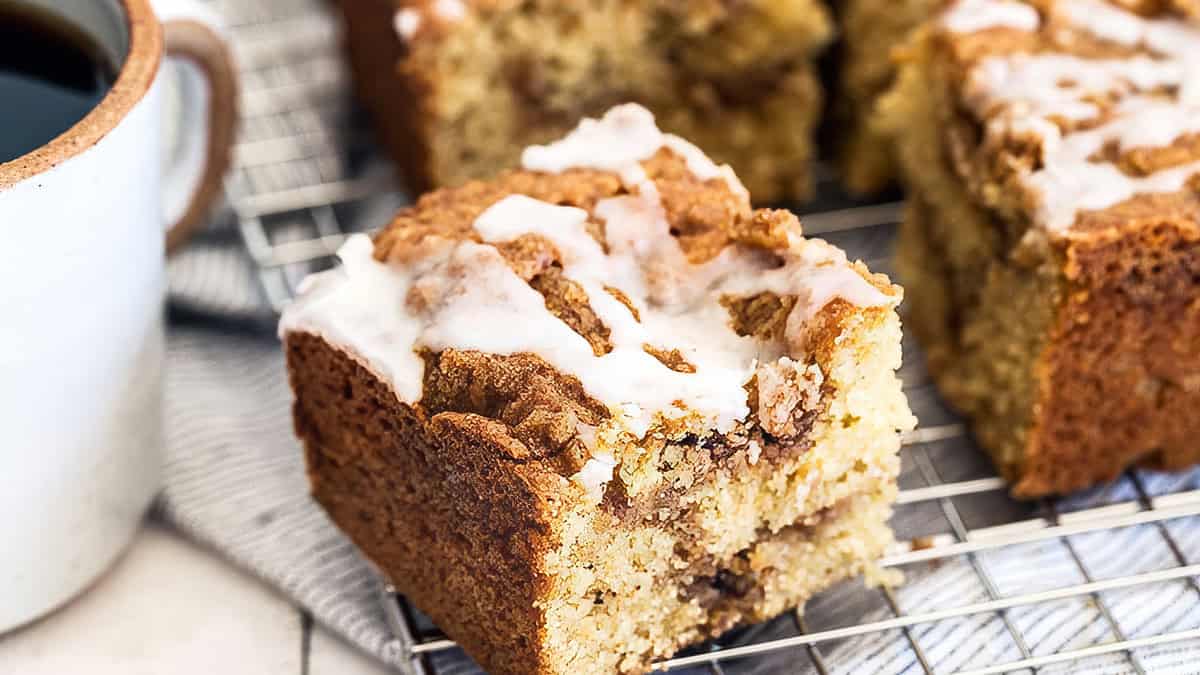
[
  {"left": 287, "top": 332, "right": 562, "bottom": 674},
  {"left": 1020, "top": 199, "right": 1200, "bottom": 495}
]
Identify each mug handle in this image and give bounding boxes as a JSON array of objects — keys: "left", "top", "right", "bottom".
[{"left": 151, "top": 0, "right": 239, "bottom": 255}]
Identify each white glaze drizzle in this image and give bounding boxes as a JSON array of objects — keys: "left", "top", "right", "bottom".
[
  {"left": 393, "top": 8, "right": 421, "bottom": 39},
  {"left": 573, "top": 454, "right": 618, "bottom": 502},
  {"left": 280, "top": 106, "right": 893, "bottom": 458},
  {"left": 1021, "top": 97, "right": 1200, "bottom": 228},
  {"left": 393, "top": 0, "right": 466, "bottom": 40},
  {"left": 948, "top": 0, "right": 1200, "bottom": 231},
  {"left": 282, "top": 234, "right": 435, "bottom": 403},
  {"left": 522, "top": 104, "right": 749, "bottom": 196},
  {"left": 965, "top": 54, "right": 1183, "bottom": 122},
  {"left": 433, "top": 0, "right": 466, "bottom": 21},
  {"left": 941, "top": 0, "right": 1041, "bottom": 34}
]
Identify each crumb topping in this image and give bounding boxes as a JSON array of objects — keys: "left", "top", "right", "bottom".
[
  {"left": 755, "top": 357, "right": 825, "bottom": 438},
  {"left": 521, "top": 104, "right": 749, "bottom": 198},
  {"left": 280, "top": 105, "right": 894, "bottom": 458},
  {"left": 941, "top": 0, "right": 1200, "bottom": 231}
]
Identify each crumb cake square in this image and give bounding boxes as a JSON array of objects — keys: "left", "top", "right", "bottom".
[
  {"left": 333, "top": 0, "right": 833, "bottom": 202},
  {"left": 881, "top": 0, "right": 1200, "bottom": 496},
  {"left": 281, "top": 105, "right": 914, "bottom": 674}
]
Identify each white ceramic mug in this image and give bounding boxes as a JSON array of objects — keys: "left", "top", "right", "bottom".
[{"left": 0, "top": 0, "right": 237, "bottom": 632}]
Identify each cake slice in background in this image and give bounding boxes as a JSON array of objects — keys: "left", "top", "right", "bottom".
[
  {"left": 332, "top": 0, "right": 834, "bottom": 203},
  {"left": 281, "top": 105, "right": 914, "bottom": 674},
  {"left": 831, "top": 0, "right": 1200, "bottom": 195},
  {"left": 834, "top": 0, "right": 940, "bottom": 195},
  {"left": 880, "top": 0, "right": 1200, "bottom": 496}
]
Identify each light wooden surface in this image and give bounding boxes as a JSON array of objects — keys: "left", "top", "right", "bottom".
[{"left": 0, "top": 522, "right": 391, "bottom": 675}]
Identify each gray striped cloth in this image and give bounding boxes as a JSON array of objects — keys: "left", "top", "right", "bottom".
[{"left": 162, "top": 225, "right": 1200, "bottom": 674}]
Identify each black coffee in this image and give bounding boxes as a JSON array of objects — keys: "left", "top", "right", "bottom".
[{"left": 0, "top": 5, "right": 116, "bottom": 163}]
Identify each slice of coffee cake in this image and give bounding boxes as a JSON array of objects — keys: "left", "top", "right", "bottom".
[
  {"left": 333, "top": 0, "right": 833, "bottom": 202},
  {"left": 881, "top": 0, "right": 1200, "bottom": 496},
  {"left": 281, "top": 105, "right": 914, "bottom": 674}
]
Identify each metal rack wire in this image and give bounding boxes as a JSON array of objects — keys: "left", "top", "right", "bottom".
[{"left": 215, "top": 0, "right": 1200, "bottom": 672}]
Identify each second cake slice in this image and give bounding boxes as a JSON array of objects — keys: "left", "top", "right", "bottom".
[
  {"left": 883, "top": 0, "right": 1200, "bottom": 495},
  {"left": 333, "top": 0, "right": 833, "bottom": 202},
  {"left": 282, "top": 104, "right": 914, "bottom": 674}
]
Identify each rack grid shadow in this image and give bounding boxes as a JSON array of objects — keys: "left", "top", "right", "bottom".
[{"left": 214, "top": 0, "right": 1200, "bottom": 672}]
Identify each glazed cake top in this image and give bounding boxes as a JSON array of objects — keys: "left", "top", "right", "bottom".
[
  {"left": 937, "top": 0, "right": 1200, "bottom": 233},
  {"left": 280, "top": 105, "right": 896, "bottom": 443}
]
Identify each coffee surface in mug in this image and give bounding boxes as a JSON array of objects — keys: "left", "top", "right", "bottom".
[{"left": 0, "top": 4, "right": 116, "bottom": 164}]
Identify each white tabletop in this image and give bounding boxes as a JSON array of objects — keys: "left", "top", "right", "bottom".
[{"left": 0, "top": 521, "right": 393, "bottom": 675}]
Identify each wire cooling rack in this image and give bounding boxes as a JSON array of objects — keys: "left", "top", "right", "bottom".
[{"left": 214, "top": 0, "right": 1200, "bottom": 672}]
